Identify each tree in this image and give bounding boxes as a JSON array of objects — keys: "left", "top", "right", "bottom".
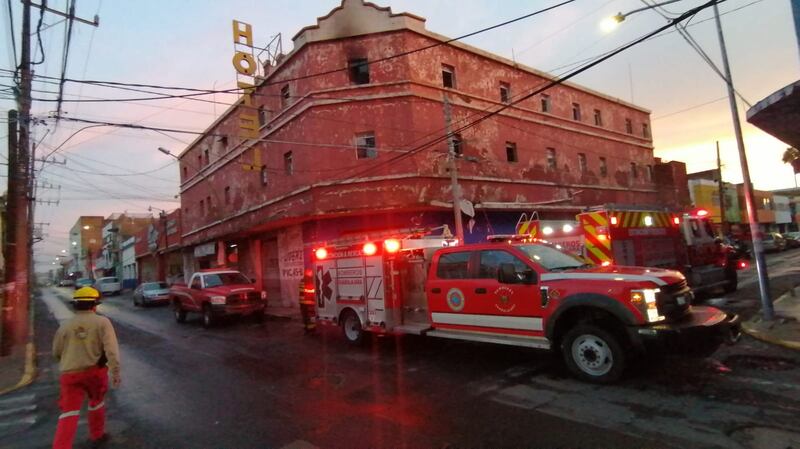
[{"left": 783, "top": 147, "right": 800, "bottom": 174}]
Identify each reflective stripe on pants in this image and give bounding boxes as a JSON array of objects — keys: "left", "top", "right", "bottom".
[{"left": 53, "top": 366, "right": 108, "bottom": 449}]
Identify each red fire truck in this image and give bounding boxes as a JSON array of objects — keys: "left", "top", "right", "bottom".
[
  {"left": 517, "top": 206, "right": 741, "bottom": 295},
  {"left": 311, "top": 233, "right": 740, "bottom": 383}
]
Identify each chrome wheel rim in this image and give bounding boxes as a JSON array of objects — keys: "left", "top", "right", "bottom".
[
  {"left": 571, "top": 334, "right": 613, "bottom": 377},
  {"left": 344, "top": 314, "right": 360, "bottom": 341}
]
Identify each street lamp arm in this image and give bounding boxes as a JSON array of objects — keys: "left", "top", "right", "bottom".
[{"left": 619, "top": 0, "right": 685, "bottom": 20}]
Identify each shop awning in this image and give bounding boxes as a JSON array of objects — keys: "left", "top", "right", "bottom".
[{"left": 746, "top": 80, "right": 800, "bottom": 148}]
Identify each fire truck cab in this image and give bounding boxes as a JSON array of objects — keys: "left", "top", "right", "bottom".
[{"left": 311, "top": 234, "right": 740, "bottom": 383}]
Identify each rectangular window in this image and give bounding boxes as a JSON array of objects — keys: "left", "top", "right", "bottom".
[
  {"left": 281, "top": 85, "right": 290, "bottom": 108},
  {"left": 499, "top": 82, "right": 510, "bottom": 103},
  {"left": 219, "top": 136, "right": 228, "bottom": 152},
  {"left": 203, "top": 149, "right": 209, "bottom": 165},
  {"left": 224, "top": 186, "right": 230, "bottom": 205},
  {"left": 593, "top": 109, "right": 603, "bottom": 126},
  {"left": 348, "top": 58, "right": 370, "bottom": 85},
  {"left": 578, "top": 153, "right": 587, "bottom": 174},
  {"left": 599, "top": 157, "right": 608, "bottom": 177},
  {"left": 258, "top": 106, "right": 268, "bottom": 127},
  {"left": 450, "top": 133, "right": 463, "bottom": 156},
  {"left": 646, "top": 165, "right": 653, "bottom": 182},
  {"left": 572, "top": 103, "right": 581, "bottom": 121},
  {"left": 356, "top": 132, "right": 377, "bottom": 159},
  {"left": 182, "top": 166, "right": 188, "bottom": 179},
  {"left": 284, "top": 151, "right": 293, "bottom": 175},
  {"left": 541, "top": 94, "right": 551, "bottom": 113},
  {"left": 436, "top": 251, "right": 471, "bottom": 279},
  {"left": 200, "top": 199, "right": 205, "bottom": 214},
  {"left": 197, "top": 155, "right": 202, "bottom": 167},
  {"left": 630, "top": 162, "right": 638, "bottom": 179},
  {"left": 442, "top": 64, "right": 456, "bottom": 88},
  {"left": 206, "top": 195, "right": 212, "bottom": 209},
  {"left": 625, "top": 118, "right": 633, "bottom": 134},
  {"left": 546, "top": 147, "right": 557, "bottom": 170},
  {"left": 642, "top": 123, "right": 651, "bottom": 138},
  {"left": 506, "top": 142, "right": 518, "bottom": 163}
]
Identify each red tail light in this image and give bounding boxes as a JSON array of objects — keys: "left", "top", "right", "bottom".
[
  {"left": 315, "top": 248, "right": 328, "bottom": 260},
  {"left": 363, "top": 242, "right": 377, "bottom": 256},
  {"left": 737, "top": 260, "right": 748, "bottom": 270}
]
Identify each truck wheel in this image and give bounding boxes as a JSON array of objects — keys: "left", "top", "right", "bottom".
[
  {"left": 561, "top": 324, "right": 626, "bottom": 384},
  {"left": 202, "top": 305, "right": 215, "bottom": 329},
  {"left": 341, "top": 309, "right": 364, "bottom": 345},
  {"left": 723, "top": 268, "right": 738, "bottom": 294},
  {"left": 173, "top": 301, "right": 187, "bottom": 323}
]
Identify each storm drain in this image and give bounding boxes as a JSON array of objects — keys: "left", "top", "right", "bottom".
[{"left": 723, "top": 354, "right": 799, "bottom": 371}]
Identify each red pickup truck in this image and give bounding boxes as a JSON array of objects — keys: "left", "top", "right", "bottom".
[{"left": 170, "top": 269, "right": 267, "bottom": 328}]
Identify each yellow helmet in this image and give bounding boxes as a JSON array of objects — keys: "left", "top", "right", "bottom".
[{"left": 73, "top": 286, "right": 100, "bottom": 302}]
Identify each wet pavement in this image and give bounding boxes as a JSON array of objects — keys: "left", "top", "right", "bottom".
[{"left": 2, "top": 249, "right": 800, "bottom": 449}]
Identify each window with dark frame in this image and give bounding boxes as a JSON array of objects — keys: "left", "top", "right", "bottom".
[
  {"left": 284, "top": 151, "right": 293, "bottom": 175},
  {"left": 224, "top": 186, "right": 230, "bottom": 205},
  {"left": 203, "top": 149, "right": 209, "bottom": 165},
  {"left": 200, "top": 199, "right": 205, "bottom": 214},
  {"left": 348, "top": 58, "right": 370, "bottom": 85},
  {"left": 219, "top": 136, "right": 228, "bottom": 151},
  {"left": 356, "top": 132, "right": 377, "bottom": 159},
  {"left": 506, "top": 142, "right": 518, "bottom": 163},
  {"left": 436, "top": 251, "right": 471, "bottom": 279},
  {"left": 541, "top": 94, "right": 551, "bottom": 113},
  {"left": 258, "top": 106, "right": 268, "bottom": 127},
  {"left": 625, "top": 118, "right": 633, "bottom": 134},
  {"left": 450, "top": 133, "right": 463, "bottom": 156},
  {"left": 546, "top": 147, "right": 557, "bottom": 170},
  {"left": 630, "top": 162, "right": 638, "bottom": 179},
  {"left": 281, "top": 84, "right": 290, "bottom": 108},
  {"left": 572, "top": 103, "right": 581, "bottom": 121},
  {"left": 499, "top": 82, "right": 510, "bottom": 103},
  {"left": 599, "top": 157, "right": 608, "bottom": 177},
  {"left": 441, "top": 64, "right": 456, "bottom": 88},
  {"left": 578, "top": 153, "right": 587, "bottom": 174},
  {"left": 182, "top": 166, "right": 187, "bottom": 179},
  {"left": 646, "top": 165, "right": 653, "bottom": 182},
  {"left": 593, "top": 109, "right": 603, "bottom": 126}
]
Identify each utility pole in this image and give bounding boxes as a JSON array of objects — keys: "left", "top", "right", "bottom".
[
  {"left": 1, "top": 110, "right": 19, "bottom": 353},
  {"left": 443, "top": 94, "right": 464, "bottom": 244},
  {"left": 716, "top": 141, "right": 727, "bottom": 235},
  {"left": 714, "top": 3, "right": 773, "bottom": 320}
]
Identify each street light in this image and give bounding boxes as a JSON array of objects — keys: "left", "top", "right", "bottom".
[
  {"left": 83, "top": 225, "right": 91, "bottom": 230},
  {"left": 603, "top": 0, "right": 774, "bottom": 320},
  {"left": 158, "top": 147, "right": 179, "bottom": 160},
  {"left": 600, "top": 0, "right": 683, "bottom": 32}
]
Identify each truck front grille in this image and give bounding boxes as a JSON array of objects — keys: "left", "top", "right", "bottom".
[{"left": 656, "top": 280, "right": 691, "bottom": 320}]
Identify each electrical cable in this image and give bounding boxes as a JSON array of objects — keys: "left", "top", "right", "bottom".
[
  {"left": 55, "top": 0, "right": 76, "bottom": 118},
  {"left": 31, "top": 0, "right": 46, "bottom": 65},
  {"left": 5, "top": 0, "right": 17, "bottom": 72}
]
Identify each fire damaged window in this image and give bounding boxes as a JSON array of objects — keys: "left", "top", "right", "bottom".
[
  {"left": 356, "top": 133, "right": 377, "bottom": 159},
  {"left": 450, "top": 133, "right": 463, "bottom": 156},
  {"left": 499, "top": 82, "right": 511, "bottom": 103},
  {"left": 281, "top": 84, "right": 290, "bottom": 108},
  {"left": 284, "top": 151, "right": 293, "bottom": 175},
  {"left": 599, "top": 157, "right": 608, "bottom": 177},
  {"left": 506, "top": 142, "right": 518, "bottom": 163},
  {"left": 578, "top": 153, "right": 587, "bottom": 173},
  {"left": 348, "top": 58, "right": 370, "bottom": 85},
  {"left": 441, "top": 64, "right": 456, "bottom": 88},
  {"left": 546, "top": 147, "right": 557, "bottom": 170},
  {"left": 436, "top": 251, "right": 471, "bottom": 279}
]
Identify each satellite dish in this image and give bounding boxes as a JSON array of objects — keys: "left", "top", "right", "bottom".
[{"left": 460, "top": 199, "right": 475, "bottom": 217}]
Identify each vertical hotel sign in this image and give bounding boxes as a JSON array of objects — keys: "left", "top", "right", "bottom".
[{"left": 232, "top": 20, "right": 261, "bottom": 170}]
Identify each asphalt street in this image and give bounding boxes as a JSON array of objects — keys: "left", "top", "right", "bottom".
[{"left": 2, "top": 249, "right": 800, "bottom": 449}]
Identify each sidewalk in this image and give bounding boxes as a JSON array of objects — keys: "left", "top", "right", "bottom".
[
  {"left": 265, "top": 303, "right": 300, "bottom": 321},
  {"left": 742, "top": 286, "right": 800, "bottom": 350}
]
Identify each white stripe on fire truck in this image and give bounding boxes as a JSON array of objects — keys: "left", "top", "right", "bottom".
[
  {"left": 431, "top": 313, "right": 544, "bottom": 331},
  {"left": 540, "top": 273, "right": 668, "bottom": 286}
]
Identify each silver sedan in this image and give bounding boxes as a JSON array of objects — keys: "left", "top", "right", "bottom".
[{"left": 133, "top": 282, "right": 171, "bottom": 307}]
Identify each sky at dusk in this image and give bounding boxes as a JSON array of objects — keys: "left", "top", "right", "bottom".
[{"left": 0, "top": 0, "right": 798, "bottom": 271}]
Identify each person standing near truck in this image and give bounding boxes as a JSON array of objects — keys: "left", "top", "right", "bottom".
[
  {"left": 52, "top": 286, "right": 121, "bottom": 449},
  {"left": 299, "top": 269, "right": 317, "bottom": 334}
]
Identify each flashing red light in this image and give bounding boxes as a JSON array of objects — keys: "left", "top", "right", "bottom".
[
  {"left": 601, "top": 260, "right": 612, "bottom": 267},
  {"left": 696, "top": 209, "right": 709, "bottom": 217},
  {"left": 363, "top": 242, "right": 378, "bottom": 256},
  {"left": 610, "top": 216, "right": 618, "bottom": 225},
  {"left": 738, "top": 260, "right": 748, "bottom": 270},
  {"left": 315, "top": 248, "right": 328, "bottom": 260},
  {"left": 673, "top": 216, "right": 681, "bottom": 225},
  {"left": 384, "top": 239, "right": 401, "bottom": 253}
]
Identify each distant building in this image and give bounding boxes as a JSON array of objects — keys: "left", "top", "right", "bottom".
[
  {"left": 686, "top": 169, "right": 740, "bottom": 226},
  {"left": 68, "top": 216, "right": 104, "bottom": 278},
  {"left": 134, "top": 209, "right": 183, "bottom": 284},
  {"left": 96, "top": 213, "right": 153, "bottom": 278},
  {"left": 121, "top": 237, "right": 137, "bottom": 289}
]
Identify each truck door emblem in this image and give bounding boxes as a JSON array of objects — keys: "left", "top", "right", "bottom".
[
  {"left": 446, "top": 288, "right": 465, "bottom": 312},
  {"left": 493, "top": 286, "right": 516, "bottom": 313}
]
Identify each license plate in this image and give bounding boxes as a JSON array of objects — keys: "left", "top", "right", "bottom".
[{"left": 676, "top": 296, "right": 686, "bottom": 305}]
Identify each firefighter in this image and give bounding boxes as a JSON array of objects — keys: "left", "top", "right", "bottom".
[
  {"left": 52, "top": 286, "right": 121, "bottom": 449},
  {"left": 299, "top": 269, "right": 317, "bottom": 334}
]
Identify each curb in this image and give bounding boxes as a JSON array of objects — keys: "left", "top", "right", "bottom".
[
  {"left": 0, "top": 296, "right": 37, "bottom": 396},
  {"left": 741, "top": 322, "right": 800, "bottom": 351}
]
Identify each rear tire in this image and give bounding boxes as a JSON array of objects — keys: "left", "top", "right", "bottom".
[
  {"left": 202, "top": 305, "right": 215, "bottom": 329},
  {"left": 561, "top": 324, "right": 626, "bottom": 384},
  {"left": 173, "top": 301, "right": 187, "bottom": 323},
  {"left": 340, "top": 309, "right": 364, "bottom": 345}
]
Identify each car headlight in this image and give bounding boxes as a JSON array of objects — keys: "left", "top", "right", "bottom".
[
  {"left": 210, "top": 295, "right": 226, "bottom": 305},
  {"left": 630, "top": 288, "right": 664, "bottom": 323}
]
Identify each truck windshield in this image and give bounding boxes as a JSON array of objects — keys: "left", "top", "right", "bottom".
[
  {"left": 203, "top": 272, "right": 251, "bottom": 287},
  {"left": 517, "top": 244, "right": 589, "bottom": 271}
]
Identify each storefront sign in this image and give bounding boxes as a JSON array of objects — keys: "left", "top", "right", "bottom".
[
  {"left": 147, "top": 224, "right": 159, "bottom": 252},
  {"left": 232, "top": 19, "right": 261, "bottom": 170},
  {"left": 194, "top": 241, "right": 217, "bottom": 258},
  {"left": 278, "top": 226, "right": 304, "bottom": 306}
]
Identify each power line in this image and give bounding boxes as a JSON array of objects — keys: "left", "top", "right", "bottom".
[
  {"left": 651, "top": 95, "right": 727, "bottom": 120},
  {"left": 5, "top": 0, "right": 18, "bottom": 70},
  {"left": 55, "top": 0, "right": 76, "bottom": 118}
]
